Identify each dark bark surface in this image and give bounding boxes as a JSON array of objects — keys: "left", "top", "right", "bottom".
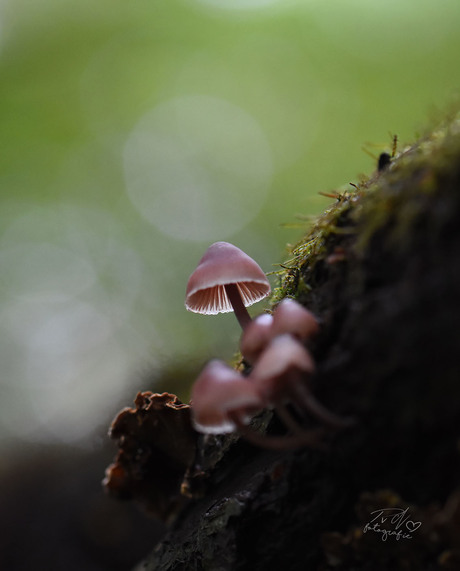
[{"left": 130, "top": 117, "right": 460, "bottom": 570}]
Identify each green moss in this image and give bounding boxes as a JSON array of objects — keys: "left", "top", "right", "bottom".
[{"left": 271, "top": 111, "right": 460, "bottom": 307}]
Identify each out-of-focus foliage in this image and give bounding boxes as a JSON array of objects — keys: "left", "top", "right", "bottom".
[{"left": 1, "top": 0, "right": 460, "bottom": 448}]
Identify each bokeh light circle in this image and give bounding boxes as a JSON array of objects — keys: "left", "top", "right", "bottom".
[{"left": 123, "top": 95, "right": 273, "bottom": 242}]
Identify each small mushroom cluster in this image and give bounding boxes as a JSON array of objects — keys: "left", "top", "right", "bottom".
[{"left": 185, "top": 241, "right": 352, "bottom": 449}]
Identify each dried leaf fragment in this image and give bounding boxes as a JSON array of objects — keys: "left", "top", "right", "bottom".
[{"left": 104, "top": 392, "right": 197, "bottom": 522}]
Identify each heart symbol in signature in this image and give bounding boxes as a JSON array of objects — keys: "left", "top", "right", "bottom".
[{"left": 405, "top": 520, "right": 422, "bottom": 532}]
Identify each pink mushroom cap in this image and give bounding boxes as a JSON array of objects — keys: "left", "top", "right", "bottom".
[
  {"left": 239, "top": 312, "right": 274, "bottom": 364},
  {"left": 190, "top": 360, "right": 263, "bottom": 434},
  {"left": 185, "top": 242, "right": 271, "bottom": 316},
  {"left": 272, "top": 298, "right": 319, "bottom": 340},
  {"left": 249, "top": 334, "right": 315, "bottom": 406}
]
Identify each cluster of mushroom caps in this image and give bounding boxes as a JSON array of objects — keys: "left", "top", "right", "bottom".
[{"left": 185, "top": 241, "right": 352, "bottom": 449}]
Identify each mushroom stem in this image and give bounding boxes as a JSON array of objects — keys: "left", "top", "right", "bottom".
[
  {"left": 229, "top": 413, "right": 325, "bottom": 451},
  {"left": 224, "top": 283, "right": 252, "bottom": 330},
  {"left": 275, "top": 404, "right": 310, "bottom": 434},
  {"left": 292, "top": 381, "right": 356, "bottom": 429}
]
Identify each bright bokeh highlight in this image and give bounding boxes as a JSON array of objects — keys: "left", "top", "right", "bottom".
[{"left": 123, "top": 95, "right": 273, "bottom": 242}]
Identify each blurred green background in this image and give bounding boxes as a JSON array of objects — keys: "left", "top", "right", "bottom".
[{"left": 1, "top": 0, "right": 460, "bottom": 451}]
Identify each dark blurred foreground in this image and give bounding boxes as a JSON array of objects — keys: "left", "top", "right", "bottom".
[{"left": 0, "top": 441, "right": 165, "bottom": 571}]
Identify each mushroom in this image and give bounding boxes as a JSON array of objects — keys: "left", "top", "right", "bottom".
[
  {"left": 271, "top": 298, "right": 319, "bottom": 341},
  {"left": 190, "top": 358, "right": 323, "bottom": 450},
  {"left": 240, "top": 299, "right": 319, "bottom": 364},
  {"left": 190, "top": 360, "right": 263, "bottom": 434},
  {"left": 239, "top": 312, "right": 274, "bottom": 364},
  {"left": 250, "top": 334, "right": 315, "bottom": 405},
  {"left": 250, "top": 334, "right": 352, "bottom": 429},
  {"left": 185, "top": 241, "right": 271, "bottom": 330}
]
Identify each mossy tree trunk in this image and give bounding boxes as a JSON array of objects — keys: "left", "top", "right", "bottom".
[{"left": 131, "top": 116, "right": 460, "bottom": 571}]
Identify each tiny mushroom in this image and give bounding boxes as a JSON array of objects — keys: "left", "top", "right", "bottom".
[
  {"left": 240, "top": 298, "right": 319, "bottom": 364},
  {"left": 190, "top": 360, "right": 263, "bottom": 434},
  {"left": 271, "top": 298, "right": 319, "bottom": 341},
  {"left": 190, "top": 358, "right": 323, "bottom": 451},
  {"left": 250, "top": 334, "right": 315, "bottom": 406},
  {"left": 239, "top": 312, "right": 274, "bottom": 364},
  {"left": 185, "top": 241, "right": 271, "bottom": 330},
  {"left": 250, "top": 334, "right": 351, "bottom": 429}
]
